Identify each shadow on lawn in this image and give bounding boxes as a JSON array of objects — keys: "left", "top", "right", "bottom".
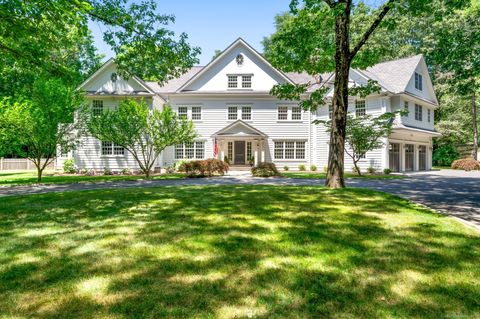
[{"left": 0, "top": 185, "right": 479, "bottom": 318}]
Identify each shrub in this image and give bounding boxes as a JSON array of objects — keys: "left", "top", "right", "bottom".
[
  {"left": 182, "top": 158, "right": 229, "bottom": 177},
  {"left": 298, "top": 164, "right": 306, "bottom": 171},
  {"left": 252, "top": 162, "right": 280, "bottom": 177},
  {"left": 63, "top": 159, "right": 76, "bottom": 174},
  {"left": 383, "top": 168, "right": 392, "bottom": 175},
  {"left": 283, "top": 165, "right": 289, "bottom": 171},
  {"left": 224, "top": 156, "right": 230, "bottom": 165},
  {"left": 323, "top": 166, "right": 328, "bottom": 173},
  {"left": 103, "top": 167, "right": 113, "bottom": 175},
  {"left": 367, "top": 166, "right": 376, "bottom": 174},
  {"left": 310, "top": 165, "right": 317, "bottom": 171},
  {"left": 433, "top": 145, "right": 459, "bottom": 167},
  {"left": 451, "top": 158, "right": 480, "bottom": 171},
  {"left": 121, "top": 168, "right": 132, "bottom": 175},
  {"left": 175, "top": 160, "right": 189, "bottom": 172}
]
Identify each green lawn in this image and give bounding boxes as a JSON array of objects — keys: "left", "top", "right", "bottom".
[
  {"left": 0, "top": 185, "right": 478, "bottom": 318},
  {"left": 282, "top": 171, "right": 405, "bottom": 179},
  {"left": 0, "top": 171, "right": 185, "bottom": 186}
]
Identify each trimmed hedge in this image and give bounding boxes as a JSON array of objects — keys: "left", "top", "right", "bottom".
[
  {"left": 251, "top": 162, "right": 280, "bottom": 177},
  {"left": 451, "top": 158, "right": 480, "bottom": 171},
  {"left": 180, "top": 159, "right": 229, "bottom": 177}
]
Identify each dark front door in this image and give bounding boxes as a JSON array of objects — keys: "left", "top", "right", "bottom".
[{"left": 234, "top": 141, "right": 246, "bottom": 165}]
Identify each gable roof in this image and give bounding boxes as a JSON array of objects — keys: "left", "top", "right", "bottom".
[
  {"left": 78, "top": 58, "right": 155, "bottom": 95},
  {"left": 211, "top": 120, "right": 268, "bottom": 138},
  {"left": 176, "top": 38, "right": 295, "bottom": 92},
  {"left": 359, "top": 55, "right": 423, "bottom": 94}
]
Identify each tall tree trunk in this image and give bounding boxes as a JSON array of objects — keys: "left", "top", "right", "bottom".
[
  {"left": 325, "top": 3, "right": 351, "bottom": 189},
  {"left": 472, "top": 91, "right": 478, "bottom": 160}
]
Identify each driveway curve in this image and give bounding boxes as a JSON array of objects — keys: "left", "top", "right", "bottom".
[{"left": 1, "top": 169, "right": 479, "bottom": 230}]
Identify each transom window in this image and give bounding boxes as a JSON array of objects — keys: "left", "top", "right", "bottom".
[
  {"left": 277, "top": 106, "right": 288, "bottom": 120},
  {"left": 101, "top": 141, "right": 124, "bottom": 156},
  {"left": 92, "top": 100, "right": 104, "bottom": 116},
  {"left": 178, "top": 106, "right": 188, "bottom": 119},
  {"left": 242, "top": 75, "right": 252, "bottom": 88},
  {"left": 175, "top": 142, "right": 205, "bottom": 159},
  {"left": 415, "top": 104, "right": 423, "bottom": 121},
  {"left": 415, "top": 72, "right": 423, "bottom": 91},
  {"left": 355, "top": 100, "right": 366, "bottom": 117},
  {"left": 292, "top": 107, "right": 302, "bottom": 120},
  {"left": 274, "top": 141, "right": 306, "bottom": 159},
  {"left": 228, "top": 75, "right": 238, "bottom": 88}
]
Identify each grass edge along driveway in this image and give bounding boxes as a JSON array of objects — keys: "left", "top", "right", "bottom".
[{"left": 0, "top": 185, "right": 479, "bottom": 318}]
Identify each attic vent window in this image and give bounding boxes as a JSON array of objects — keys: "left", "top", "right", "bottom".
[
  {"left": 111, "top": 72, "right": 118, "bottom": 82},
  {"left": 236, "top": 54, "right": 244, "bottom": 66}
]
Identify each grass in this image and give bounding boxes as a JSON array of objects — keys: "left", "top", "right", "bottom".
[
  {"left": 0, "top": 171, "right": 186, "bottom": 186},
  {"left": 282, "top": 171, "right": 405, "bottom": 179},
  {"left": 0, "top": 185, "right": 479, "bottom": 318}
]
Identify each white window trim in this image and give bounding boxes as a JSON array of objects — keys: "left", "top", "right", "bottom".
[
  {"left": 177, "top": 105, "right": 202, "bottom": 121},
  {"left": 273, "top": 140, "right": 307, "bottom": 160},
  {"left": 415, "top": 72, "right": 423, "bottom": 91},
  {"left": 277, "top": 105, "right": 302, "bottom": 121},
  {"left": 226, "top": 74, "right": 254, "bottom": 90},
  {"left": 174, "top": 141, "right": 206, "bottom": 160},
  {"left": 226, "top": 104, "right": 252, "bottom": 121},
  {"left": 355, "top": 100, "right": 366, "bottom": 117},
  {"left": 100, "top": 141, "right": 125, "bottom": 157}
]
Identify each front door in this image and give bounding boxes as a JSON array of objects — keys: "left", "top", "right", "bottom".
[{"left": 234, "top": 141, "right": 246, "bottom": 165}]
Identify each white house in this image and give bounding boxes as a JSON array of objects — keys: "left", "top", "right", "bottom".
[{"left": 64, "top": 38, "right": 440, "bottom": 173}]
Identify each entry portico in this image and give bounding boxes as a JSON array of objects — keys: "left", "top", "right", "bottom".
[{"left": 212, "top": 120, "right": 268, "bottom": 166}]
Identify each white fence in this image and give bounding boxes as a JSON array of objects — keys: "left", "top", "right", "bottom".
[{"left": 0, "top": 158, "right": 56, "bottom": 171}]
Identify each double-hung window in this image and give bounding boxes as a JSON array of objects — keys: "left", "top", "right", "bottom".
[
  {"left": 403, "top": 101, "right": 409, "bottom": 117},
  {"left": 191, "top": 106, "right": 202, "bottom": 120},
  {"left": 277, "top": 106, "right": 288, "bottom": 120},
  {"left": 178, "top": 106, "right": 188, "bottom": 119},
  {"left": 427, "top": 109, "right": 431, "bottom": 123},
  {"left": 241, "top": 106, "right": 251, "bottom": 120},
  {"left": 242, "top": 75, "right": 252, "bottom": 88},
  {"left": 328, "top": 104, "right": 333, "bottom": 119},
  {"left": 292, "top": 107, "right": 302, "bottom": 120},
  {"left": 415, "top": 72, "right": 423, "bottom": 91},
  {"left": 355, "top": 100, "right": 366, "bottom": 117},
  {"left": 228, "top": 106, "right": 238, "bottom": 120},
  {"left": 92, "top": 100, "right": 104, "bottom": 116},
  {"left": 228, "top": 75, "right": 238, "bottom": 88},
  {"left": 101, "top": 141, "right": 124, "bottom": 156},
  {"left": 274, "top": 141, "right": 306, "bottom": 160},
  {"left": 175, "top": 142, "right": 205, "bottom": 159},
  {"left": 415, "top": 104, "right": 423, "bottom": 121}
]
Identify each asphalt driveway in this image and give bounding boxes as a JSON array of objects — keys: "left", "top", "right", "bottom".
[{"left": 1, "top": 169, "right": 479, "bottom": 230}]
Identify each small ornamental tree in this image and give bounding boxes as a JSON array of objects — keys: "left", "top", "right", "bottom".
[
  {"left": 317, "top": 111, "right": 400, "bottom": 176},
  {"left": 88, "top": 99, "right": 196, "bottom": 178},
  {"left": 0, "top": 78, "right": 86, "bottom": 182}
]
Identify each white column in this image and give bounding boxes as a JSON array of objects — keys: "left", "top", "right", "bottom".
[
  {"left": 261, "top": 141, "right": 265, "bottom": 162},
  {"left": 254, "top": 149, "right": 258, "bottom": 166},
  {"left": 414, "top": 145, "right": 419, "bottom": 171},
  {"left": 400, "top": 143, "right": 405, "bottom": 172}
]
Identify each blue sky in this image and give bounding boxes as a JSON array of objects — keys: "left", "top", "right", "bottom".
[{"left": 89, "top": 0, "right": 384, "bottom": 65}]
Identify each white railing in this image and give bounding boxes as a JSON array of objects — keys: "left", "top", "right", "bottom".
[{"left": 0, "top": 158, "right": 56, "bottom": 171}]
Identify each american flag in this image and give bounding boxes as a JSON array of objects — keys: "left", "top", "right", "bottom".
[{"left": 213, "top": 138, "right": 218, "bottom": 158}]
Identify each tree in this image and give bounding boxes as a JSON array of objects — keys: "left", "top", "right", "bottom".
[
  {"left": 0, "top": 0, "right": 200, "bottom": 84},
  {"left": 318, "top": 112, "right": 399, "bottom": 175},
  {"left": 265, "top": 0, "right": 436, "bottom": 188},
  {"left": 212, "top": 50, "right": 222, "bottom": 60},
  {"left": 88, "top": 99, "right": 196, "bottom": 178},
  {"left": 0, "top": 78, "right": 86, "bottom": 182}
]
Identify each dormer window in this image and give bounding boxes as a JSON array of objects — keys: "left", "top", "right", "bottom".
[
  {"left": 227, "top": 74, "right": 253, "bottom": 89},
  {"left": 414, "top": 72, "right": 423, "bottom": 91}
]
